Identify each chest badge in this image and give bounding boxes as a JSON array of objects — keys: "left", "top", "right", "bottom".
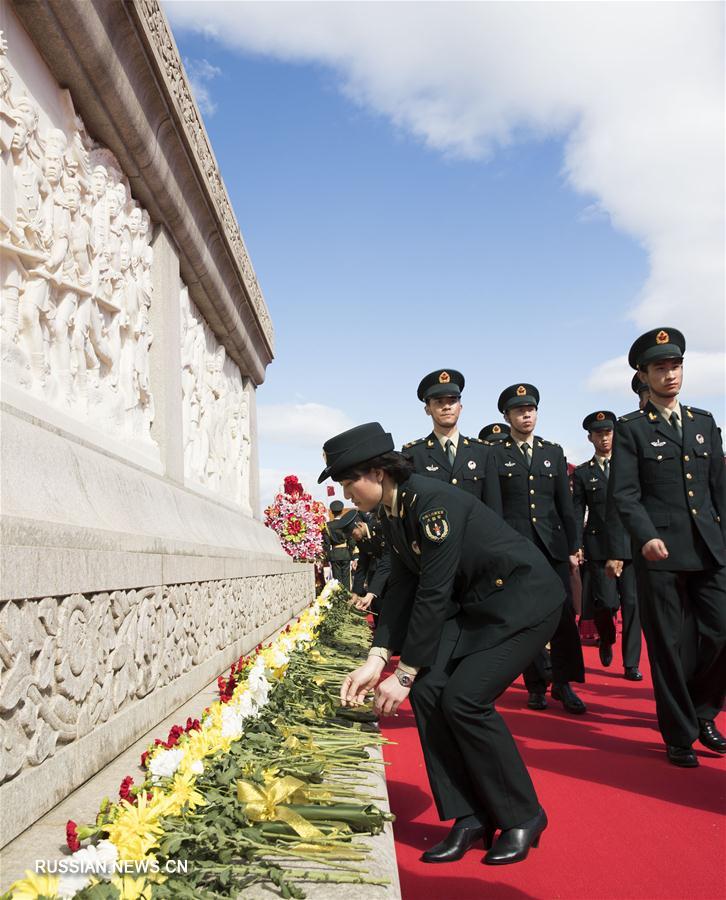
[
  {"left": 696, "top": 434, "right": 705, "bottom": 444},
  {"left": 589, "top": 477, "right": 599, "bottom": 483},
  {"left": 505, "top": 461, "right": 516, "bottom": 467},
  {"left": 651, "top": 440, "right": 666, "bottom": 447},
  {"left": 468, "top": 460, "right": 476, "bottom": 469},
  {"left": 426, "top": 464, "right": 439, "bottom": 472},
  {"left": 544, "top": 459, "right": 551, "bottom": 468}
]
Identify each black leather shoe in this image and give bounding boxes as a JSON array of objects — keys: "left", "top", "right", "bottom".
[
  {"left": 598, "top": 641, "right": 613, "bottom": 667},
  {"left": 527, "top": 692, "right": 548, "bottom": 710},
  {"left": 623, "top": 666, "right": 643, "bottom": 681},
  {"left": 666, "top": 745, "right": 699, "bottom": 767},
  {"left": 698, "top": 719, "right": 726, "bottom": 754},
  {"left": 484, "top": 807, "right": 547, "bottom": 866},
  {"left": 551, "top": 682, "right": 587, "bottom": 715},
  {"left": 421, "top": 824, "right": 495, "bottom": 863}
]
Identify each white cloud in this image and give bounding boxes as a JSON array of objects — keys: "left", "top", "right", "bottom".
[
  {"left": 184, "top": 56, "right": 222, "bottom": 115},
  {"left": 258, "top": 402, "right": 355, "bottom": 445},
  {"left": 588, "top": 351, "right": 726, "bottom": 400},
  {"left": 168, "top": 0, "right": 724, "bottom": 380}
]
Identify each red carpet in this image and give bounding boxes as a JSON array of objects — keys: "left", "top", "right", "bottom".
[{"left": 381, "top": 638, "right": 726, "bottom": 900}]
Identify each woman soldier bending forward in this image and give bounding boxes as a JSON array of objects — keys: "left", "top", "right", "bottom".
[{"left": 320, "top": 423, "right": 564, "bottom": 865}]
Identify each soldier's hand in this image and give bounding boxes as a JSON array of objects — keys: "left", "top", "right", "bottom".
[
  {"left": 354, "top": 592, "right": 375, "bottom": 611},
  {"left": 351, "top": 560, "right": 358, "bottom": 572},
  {"left": 605, "top": 559, "right": 623, "bottom": 578},
  {"left": 642, "top": 538, "right": 669, "bottom": 561},
  {"left": 340, "top": 657, "right": 384, "bottom": 707},
  {"left": 568, "top": 554, "right": 580, "bottom": 574},
  {"left": 374, "top": 674, "right": 410, "bottom": 716}
]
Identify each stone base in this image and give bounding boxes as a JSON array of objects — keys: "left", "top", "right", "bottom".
[{"left": 0, "top": 404, "right": 314, "bottom": 846}]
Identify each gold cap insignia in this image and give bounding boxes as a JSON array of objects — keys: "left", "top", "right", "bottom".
[
  {"left": 596, "top": 412, "right": 605, "bottom": 421},
  {"left": 656, "top": 330, "right": 669, "bottom": 345},
  {"left": 439, "top": 371, "right": 450, "bottom": 383},
  {"left": 492, "top": 425, "right": 501, "bottom": 433},
  {"left": 516, "top": 385, "right": 527, "bottom": 396}
]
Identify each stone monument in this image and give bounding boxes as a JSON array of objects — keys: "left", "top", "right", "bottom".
[{"left": 0, "top": 0, "right": 313, "bottom": 847}]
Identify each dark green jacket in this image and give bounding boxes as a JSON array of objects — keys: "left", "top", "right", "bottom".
[
  {"left": 402, "top": 433, "right": 502, "bottom": 515},
  {"left": 322, "top": 521, "right": 356, "bottom": 562},
  {"left": 608, "top": 402, "right": 726, "bottom": 570},
  {"left": 351, "top": 512, "right": 391, "bottom": 597},
  {"left": 372, "top": 474, "right": 564, "bottom": 669},
  {"left": 572, "top": 457, "right": 631, "bottom": 561},
  {"left": 492, "top": 436, "right": 578, "bottom": 561}
]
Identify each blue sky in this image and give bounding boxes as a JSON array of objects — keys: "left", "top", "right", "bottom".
[{"left": 166, "top": 2, "right": 725, "bottom": 507}]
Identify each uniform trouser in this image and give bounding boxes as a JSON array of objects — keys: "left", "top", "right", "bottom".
[
  {"left": 330, "top": 559, "right": 351, "bottom": 591},
  {"left": 523, "top": 553, "right": 585, "bottom": 692},
  {"left": 635, "top": 562, "right": 726, "bottom": 746},
  {"left": 409, "top": 607, "right": 560, "bottom": 828},
  {"left": 587, "top": 560, "right": 642, "bottom": 669}
]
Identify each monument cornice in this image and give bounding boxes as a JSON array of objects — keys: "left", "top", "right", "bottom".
[{"left": 10, "top": 0, "right": 275, "bottom": 383}]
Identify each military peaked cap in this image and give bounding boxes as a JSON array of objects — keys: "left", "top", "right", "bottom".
[
  {"left": 631, "top": 373, "right": 649, "bottom": 395},
  {"left": 479, "top": 422, "right": 511, "bottom": 442},
  {"left": 582, "top": 410, "right": 617, "bottom": 432},
  {"left": 628, "top": 327, "right": 685, "bottom": 369},
  {"left": 319, "top": 422, "right": 395, "bottom": 483},
  {"left": 497, "top": 383, "right": 540, "bottom": 413},
  {"left": 417, "top": 369, "right": 465, "bottom": 402}
]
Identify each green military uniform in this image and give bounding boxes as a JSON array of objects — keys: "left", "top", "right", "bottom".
[
  {"left": 350, "top": 510, "right": 391, "bottom": 608},
  {"left": 319, "top": 422, "right": 563, "bottom": 836},
  {"left": 609, "top": 328, "right": 726, "bottom": 760},
  {"left": 572, "top": 410, "right": 642, "bottom": 674},
  {"left": 492, "top": 384, "right": 586, "bottom": 706},
  {"left": 402, "top": 369, "right": 503, "bottom": 514},
  {"left": 322, "top": 501, "right": 356, "bottom": 590}
]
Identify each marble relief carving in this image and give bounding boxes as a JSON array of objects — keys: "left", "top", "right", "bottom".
[
  {"left": 0, "top": 572, "right": 308, "bottom": 784},
  {"left": 181, "top": 288, "right": 252, "bottom": 509},
  {"left": 0, "top": 32, "right": 155, "bottom": 445}
]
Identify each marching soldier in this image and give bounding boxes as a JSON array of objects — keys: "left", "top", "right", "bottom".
[
  {"left": 402, "top": 369, "right": 502, "bottom": 514},
  {"left": 492, "top": 384, "right": 587, "bottom": 714},
  {"left": 479, "top": 422, "right": 511, "bottom": 444},
  {"left": 322, "top": 500, "right": 356, "bottom": 590},
  {"left": 632, "top": 373, "right": 650, "bottom": 410},
  {"left": 573, "top": 411, "right": 642, "bottom": 680},
  {"left": 609, "top": 328, "right": 726, "bottom": 766}
]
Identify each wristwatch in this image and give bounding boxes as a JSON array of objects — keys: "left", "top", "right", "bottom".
[{"left": 395, "top": 668, "right": 414, "bottom": 688}]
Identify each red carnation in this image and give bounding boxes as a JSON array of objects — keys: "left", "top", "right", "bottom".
[
  {"left": 66, "top": 820, "right": 81, "bottom": 853},
  {"left": 119, "top": 776, "right": 134, "bottom": 802},
  {"left": 140, "top": 749, "right": 150, "bottom": 768}
]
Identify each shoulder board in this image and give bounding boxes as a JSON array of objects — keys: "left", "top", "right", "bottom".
[
  {"left": 402, "top": 438, "right": 425, "bottom": 450},
  {"left": 684, "top": 406, "right": 713, "bottom": 418},
  {"left": 476, "top": 438, "right": 490, "bottom": 445},
  {"left": 538, "top": 438, "right": 560, "bottom": 448},
  {"left": 574, "top": 460, "right": 589, "bottom": 470},
  {"left": 618, "top": 409, "right": 645, "bottom": 424}
]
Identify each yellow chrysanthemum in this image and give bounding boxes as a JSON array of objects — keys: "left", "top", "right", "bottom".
[
  {"left": 104, "top": 792, "right": 167, "bottom": 860},
  {"left": 7, "top": 871, "right": 59, "bottom": 899},
  {"left": 165, "top": 773, "right": 205, "bottom": 815}
]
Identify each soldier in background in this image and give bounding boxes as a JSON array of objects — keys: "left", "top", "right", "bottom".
[
  {"left": 492, "top": 384, "right": 586, "bottom": 714},
  {"left": 632, "top": 373, "right": 650, "bottom": 410},
  {"left": 403, "top": 369, "right": 502, "bottom": 514},
  {"left": 348, "top": 510, "right": 391, "bottom": 615},
  {"left": 322, "top": 500, "right": 356, "bottom": 590},
  {"left": 479, "top": 422, "right": 511, "bottom": 444},
  {"left": 573, "top": 411, "right": 642, "bottom": 680},
  {"left": 609, "top": 328, "right": 726, "bottom": 766}
]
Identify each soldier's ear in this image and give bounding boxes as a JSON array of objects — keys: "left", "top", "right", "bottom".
[
  {"left": 424, "top": 402, "right": 432, "bottom": 418},
  {"left": 587, "top": 433, "right": 594, "bottom": 446}
]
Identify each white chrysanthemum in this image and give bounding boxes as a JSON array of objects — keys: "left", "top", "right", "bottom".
[
  {"left": 94, "top": 840, "right": 119, "bottom": 878},
  {"left": 57, "top": 871, "right": 91, "bottom": 898},
  {"left": 190, "top": 759, "right": 204, "bottom": 775},
  {"left": 221, "top": 705, "right": 243, "bottom": 739},
  {"left": 267, "top": 647, "right": 289, "bottom": 670},
  {"left": 249, "top": 674, "right": 271, "bottom": 707},
  {"left": 149, "top": 747, "right": 185, "bottom": 783},
  {"left": 233, "top": 689, "right": 257, "bottom": 720}
]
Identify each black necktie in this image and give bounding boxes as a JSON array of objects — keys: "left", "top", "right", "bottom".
[
  {"left": 445, "top": 439, "right": 456, "bottom": 466},
  {"left": 603, "top": 458, "right": 610, "bottom": 479},
  {"left": 521, "top": 442, "right": 531, "bottom": 468},
  {"left": 670, "top": 411, "right": 682, "bottom": 438}
]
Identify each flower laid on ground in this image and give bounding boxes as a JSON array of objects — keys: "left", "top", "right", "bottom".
[
  {"left": 264, "top": 474, "right": 327, "bottom": 562},
  {"left": 5, "top": 580, "right": 391, "bottom": 900}
]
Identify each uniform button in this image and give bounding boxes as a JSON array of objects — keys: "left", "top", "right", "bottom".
[
  {"left": 530, "top": 489, "right": 535, "bottom": 495},
  {"left": 529, "top": 475, "right": 534, "bottom": 481},
  {"left": 691, "top": 508, "right": 698, "bottom": 515},
  {"left": 532, "top": 516, "right": 537, "bottom": 522},
  {"left": 474, "top": 476, "right": 478, "bottom": 481},
  {"left": 508, "top": 473, "right": 513, "bottom": 478},
  {"left": 495, "top": 578, "right": 504, "bottom": 587},
  {"left": 688, "top": 490, "right": 694, "bottom": 497},
  {"left": 530, "top": 503, "right": 536, "bottom": 509},
  {"left": 683, "top": 455, "right": 690, "bottom": 461},
  {"left": 686, "top": 473, "right": 693, "bottom": 480},
  {"left": 657, "top": 455, "right": 663, "bottom": 460},
  {"left": 451, "top": 478, "right": 458, "bottom": 485}
]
